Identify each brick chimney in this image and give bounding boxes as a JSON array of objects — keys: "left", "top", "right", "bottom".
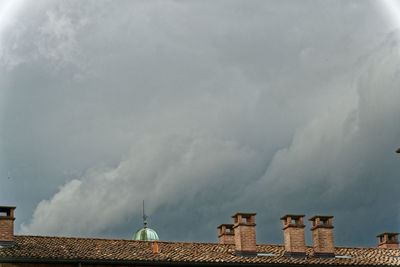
[
  {"left": 217, "top": 224, "right": 235, "bottom": 245},
  {"left": 232, "top": 213, "right": 257, "bottom": 257},
  {"left": 0, "top": 206, "right": 16, "bottom": 247},
  {"left": 280, "top": 214, "right": 306, "bottom": 258},
  {"left": 309, "top": 216, "right": 335, "bottom": 258},
  {"left": 376, "top": 232, "right": 399, "bottom": 249},
  {"left": 152, "top": 240, "right": 159, "bottom": 254}
]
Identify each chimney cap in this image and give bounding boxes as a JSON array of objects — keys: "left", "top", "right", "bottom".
[
  {"left": 0, "top": 206, "right": 16, "bottom": 210},
  {"left": 0, "top": 206, "right": 16, "bottom": 217},
  {"left": 309, "top": 215, "right": 333, "bottom": 221},
  {"left": 231, "top": 212, "right": 256, "bottom": 218},
  {"left": 217, "top": 224, "right": 234, "bottom": 229},
  {"left": 376, "top": 232, "right": 399, "bottom": 238},
  {"left": 280, "top": 214, "right": 305, "bottom": 220}
]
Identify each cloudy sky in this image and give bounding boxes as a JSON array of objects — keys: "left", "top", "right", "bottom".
[{"left": 0, "top": 0, "right": 399, "bottom": 247}]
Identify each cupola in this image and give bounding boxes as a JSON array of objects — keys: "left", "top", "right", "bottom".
[
  {"left": 133, "top": 201, "right": 159, "bottom": 241},
  {"left": 133, "top": 220, "right": 159, "bottom": 241}
]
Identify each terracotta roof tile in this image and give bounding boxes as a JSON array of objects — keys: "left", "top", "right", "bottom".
[{"left": 0, "top": 235, "right": 399, "bottom": 266}]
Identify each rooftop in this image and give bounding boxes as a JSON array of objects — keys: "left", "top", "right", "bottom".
[{"left": 0, "top": 235, "right": 399, "bottom": 266}]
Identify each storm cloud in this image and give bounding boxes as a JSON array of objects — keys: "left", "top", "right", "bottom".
[{"left": 0, "top": 0, "right": 399, "bottom": 247}]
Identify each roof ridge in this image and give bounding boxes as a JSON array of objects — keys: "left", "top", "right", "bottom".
[
  {"left": 15, "top": 236, "right": 389, "bottom": 250},
  {"left": 15, "top": 235, "right": 134, "bottom": 242},
  {"left": 14, "top": 235, "right": 231, "bottom": 245}
]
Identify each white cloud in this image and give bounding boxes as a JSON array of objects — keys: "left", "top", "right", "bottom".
[
  {"left": 21, "top": 132, "right": 262, "bottom": 236},
  {"left": 35, "top": 9, "right": 89, "bottom": 72}
]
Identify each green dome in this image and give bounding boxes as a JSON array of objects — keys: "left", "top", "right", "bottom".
[
  {"left": 134, "top": 201, "right": 159, "bottom": 241},
  {"left": 133, "top": 225, "right": 159, "bottom": 241}
]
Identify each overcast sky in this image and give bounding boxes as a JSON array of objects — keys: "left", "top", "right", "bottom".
[{"left": 0, "top": 0, "right": 399, "bottom": 247}]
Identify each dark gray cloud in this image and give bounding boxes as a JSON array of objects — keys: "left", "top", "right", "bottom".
[{"left": 0, "top": 0, "right": 399, "bottom": 247}]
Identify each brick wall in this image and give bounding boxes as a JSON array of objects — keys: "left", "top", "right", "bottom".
[
  {"left": 231, "top": 213, "right": 256, "bottom": 254},
  {"left": 309, "top": 216, "right": 334, "bottom": 256},
  {"left": 311, "top": 227, "right": 334, "bottom": 253},
  {"left": 0, "top": 217, "right": 14, "bottom": 242},
  {"left": 219, "top": 234, "right": 235, "bottom": 245},
  {"left": 0, "top": 207, "right": 15, "bottom": 243},
  {"left": 280, "top": 214, "right": 306, "bottom": 257},
  {"left": 218, "top": 224, "right": 235, "bottom": 245},
  {"left": 283, "top": 226, "right": 306, "bottom": 253},
  {"left": 234, "top": 224, "right": 256, "bottom": 251}
]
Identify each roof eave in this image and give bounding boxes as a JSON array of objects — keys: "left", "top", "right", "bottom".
[{"left": 0, "top": 257, "right": 395, "bottom": 267}]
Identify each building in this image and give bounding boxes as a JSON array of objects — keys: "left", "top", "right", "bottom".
[{"left": 0, "top": 206, "right": 399, "bottom": 267}]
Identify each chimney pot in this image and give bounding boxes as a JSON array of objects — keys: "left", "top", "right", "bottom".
[
  {"left": 217, "top": 224, "right": 235, "bottom": 244},
  {"left": 152, "top": 240, "right": 159, "bottom": 254},
  {"left": 231, "top": 212, "right": 257, "bottom": 257},
  {"left": 0, "top": 206, "right": 16, "bottom": 247},
  {"left": 309, "top": 216, "right": 335, "bottom": 258},
  {"left": 376, "top": 232, "right": 399, "bottom": 249},
  {"left": 280, "top": 214, "right": 306, "bottom": 258}
]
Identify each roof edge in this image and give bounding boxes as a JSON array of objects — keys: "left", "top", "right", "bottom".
[{"left": 0, "top": 257, "right": 394, "bottom": 267}]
